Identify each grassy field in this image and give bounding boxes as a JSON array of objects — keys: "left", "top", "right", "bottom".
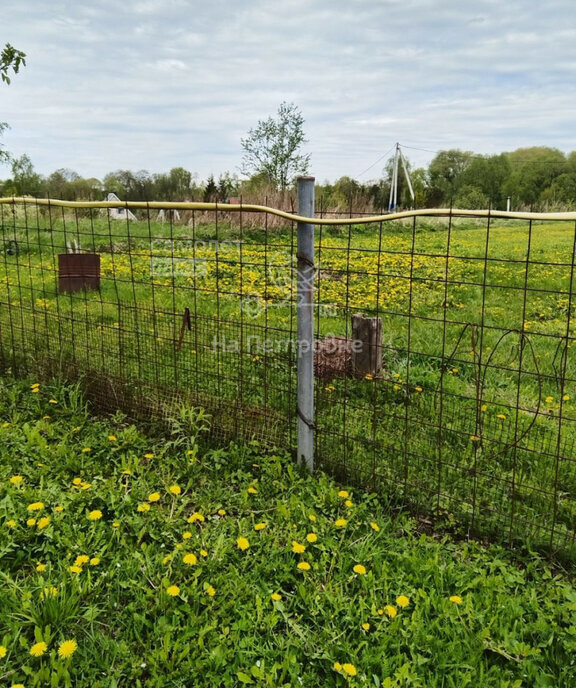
[
  {"left": 1, "top": 208, "right": 576, "bottom": 559},
  {"left": 1, "top": 375, "right": 576, "bottom": 687}
]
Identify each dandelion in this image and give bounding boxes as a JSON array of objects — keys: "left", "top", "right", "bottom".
[
  {"left": 137, "top": 503, "right": 150, "bottom": 512},
  {"left": 6, "top": 519, "right": 16, "bottom": 528},
  {"left": 338, "top": 490, "right": 349, "bottom": 498},
  {"left": 90, "top": 557, "right": 100, "bottom": 566},
  {"left": 183, "top": 553, "right": 197, "bottom": 565},
  {"left": 292, "top": 541, "right": 306, "bottom": 553},
  {"left": 147, "top": 492, "right": 161, "bottom": 502},
  {"left": 481, "top": 404, "right": 488, "bottom": 412},
  {"left": 362, "top": 622, "right": 370, "bottom": 630},
  {"left": 54, "top": 506, "right": 64, "bottom": 512},
  {"left": 206, "top": 584, "right": 215, "bottom": 597},
  {"left": 108, "top": 435, "right": 117, "bottom": 441},
  {"left": 396, "top": 595, "right": 410, "bottom": 608},
  {"left": 563, "top": 394, "right": 571, "bottom": 401},
  {"left": 0, "top": 645, "right": 6, "bottom": 658},
  {"left": 75, "top": 555, "right": 89, "bottom": 566},
  {"left": 88, "top": 509, "right": 102, "bottom": 521},
  {"left": 271, "top": 593, "right": 282, "bottom": 601},
  {"left": 217, "top": 509, "right": 226, "bottom": 516},
  {"left": 27, "top": 518, "right": 37, "bottom": 527},
  {"left": 545, "top": 396, "right": 554, "bottom": 404},
  {"left": 254, "top": 522, "right": 266, "bottom": 531},
  {"left": 166, "top": 585, "right": 180, "bottom": 597},
  {"left": 112, "top": 521, "right": 120, "bottom": 528},
  {"left": 237, "top": 537, "right": 250, "bottom": 551},
  {"left": 342, "top": 663, "right": 357, "bottom": 676},
  {"left": 182, "top": 531, "right": 192, "bottom": 539},
  {"left": 9, "top": 475, "right": 23, "bottom": 485},
  {"left": 82, "top": 447, "right": 91, "bottom": 453},
  {"left": 450, "top": 595, "right": 462, "bottom": 604},
  {"left": 247, "top": 487, "right": 258, "bottom": 494},
  {"left": 42, "top": 587, "right": 58, "bottom": 598},
  {"left": 30, "top": 641, "right": 48, "bottom": 657},
  {"left": 187, "top": 512, "right": 205, "bottom": 523},
  {"left": 72, "top": 478, "right": 83, "bottom": 486},
  {"left": 27, "top": 502, "right": 44, "bottom": 511},
  {"left": 344, "top": 499, "right": 353, "bottom": 508},
  {"left": 385, "top": 605, "right": 397, "bottom": 618},
  {"left": 306, "top": 533, "right": 318, "bottom": 543},
  {"left": 168, "top": 484, "right": 181, "bottom": 496},
  {"left": 334, "top": 518, "right": 347, "bottom": 527},
  {"left": 37, "top": 517, "right": 50, "bottom": 530},
  {"left": 496, "top": 413, "right": 506, "bottom": 420},
  {"left": 49, "top": 399, "right": 58, "bottom": 404},
  {"left": 297, "top": 561, "right": 311, "bottom": 571},
  {"left": 36, "top": 563, "right": 46, "bottom": 572},
  {"left": 308, "top": 514, "right": 317, "bottom": 521},
  {"left": 162, "top": 555, "right": 172, "bottom": 565},
  {"left": 57, "top": 639, "right": 77, "bottom": 659},
  {"left": 144, "top": 453, "right": 154, "bottom": 459},
  {"left": 200, "top": 549, "right": 208, "bottom": 557},
  {"left": 333, "top": 662, "right": 342, "bottom": 672},
  {"left": 353, "top": 564, "right": 367, "bottom": 575},
  {"left": 370, "top": 521, "right": 380, "bottom": 532}
]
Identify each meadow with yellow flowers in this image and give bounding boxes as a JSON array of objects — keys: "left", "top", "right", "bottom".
[{"left": 1, "top": 376, "right": 576, "bottom": 687}]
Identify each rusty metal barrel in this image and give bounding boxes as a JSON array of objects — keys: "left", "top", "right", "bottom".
[{"left": 58, "top": 254, "right": 100, "bottom": 293}]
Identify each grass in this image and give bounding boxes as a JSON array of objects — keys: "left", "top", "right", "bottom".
[
  {"left": 1, "top": 208, "right": 576, "bottom": 560},
  {"left": 1, "top": 375, "right": 576, "bottom": 687}
]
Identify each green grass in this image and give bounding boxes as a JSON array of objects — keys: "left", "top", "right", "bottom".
[
  {"left": 1, "top": 376, "right": 576, "bottom": 687},
  {"left": 1, "top": 210, "right": 576, "bottom": 560}
]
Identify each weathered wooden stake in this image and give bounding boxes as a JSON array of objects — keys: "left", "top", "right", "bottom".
[{"left": 352, "top": 313, "right": 383, "bottom": 376}]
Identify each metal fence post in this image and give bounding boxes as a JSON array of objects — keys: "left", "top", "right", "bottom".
[{"left": 297, "top": 176, "right": 315, "bottom": 472}]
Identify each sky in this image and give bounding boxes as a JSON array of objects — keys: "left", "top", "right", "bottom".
[{"left": 2, "top": 0, "right": 576, "bottom": 185}]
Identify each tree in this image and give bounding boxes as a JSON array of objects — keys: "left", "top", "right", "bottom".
[
  {"left": 1, "top": 43, "right": 26, "bottom": 85},
  {"left": 240, "top": 102, "right": 310, "bottom": 191},
  {"left": 427, "top": 149, "right": 473, "bottom": 205}
]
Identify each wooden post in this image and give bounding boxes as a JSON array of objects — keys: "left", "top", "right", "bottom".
[{"left": 352, "top": 314, "right": 382, "bottom": 376}]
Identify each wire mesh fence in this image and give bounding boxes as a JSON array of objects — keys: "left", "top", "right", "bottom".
[{"left": 1, "top": 197, "right": 576, "bottom": 562}]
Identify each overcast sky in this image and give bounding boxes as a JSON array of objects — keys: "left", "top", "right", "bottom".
[{"left": 2, "top": 0, "right": 576, "bottom": 185}]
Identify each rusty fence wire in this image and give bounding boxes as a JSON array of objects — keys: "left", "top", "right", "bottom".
[{"left": 1, "top": 197, "right": 576, "bottom": 563}]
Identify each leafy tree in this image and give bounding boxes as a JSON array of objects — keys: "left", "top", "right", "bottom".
[
  {"left": 10, "top": 154, "right": 41, "bottom": 195},
  {"left": 240, "top": 102, "right": 310, "bottom": 191},
  {"left": 427, "top": 149, "right": 473, "bottom": 205},
  {"left": 504, "top": 147, "right": 567, "bottom": 207},
  {"left": 1, "top": 43, "right": 26, "bottom": 85}
]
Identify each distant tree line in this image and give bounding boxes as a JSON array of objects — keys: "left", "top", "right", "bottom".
[{"left": 2, "top": 146, "right": 576, "bottom": 212}]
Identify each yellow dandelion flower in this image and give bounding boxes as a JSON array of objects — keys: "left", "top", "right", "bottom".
[
  {"left": 108, "top": 435, "right": 117, "bottom": 441},
  {"left": 27, "top": 502, "right": 44, "bottom": 511},
  {"left": 496, "top": 413, "right": 506, "bottom": 420},
  {"left": 68, "top": 565, "right": 82, "bottom": 573},
  {"left": 308, "top": 514, "right": 317, "bottom": 521},
  {"left": 112, "top": 521, "right": 120, "bottom": 528},
  {"left": 306, "top": 532, "right": 318, "bottom": 543},
  {"left": 166, "top": 585, "right": 180, "bottom": 597},
  {"left": 333, "top": 662, "right": 342, "bottom": 672},
  {"left": 137, "top": 503, "right": 150, "bottom": 512},
  {"left": 563, "top": 394, "right": 571, "bottom": 401},
  {"left": 42, "top": 586, "right": 58, "bottom": 598},
  {"left": 147, "top": 492, "right": 160, "bottom": 502},
  {"left": 89, "top": 557, "right": 100, "bottom": 566},
  {"left": 0, "top": 645, "right": 6, "bottom": 658},
  {"left": 36, "top": 563, "right": 46, "bottom": 572},
  {"left": 187, "top": 512, "right": 205, "bottom": 523},
  {"left": 49, "top": 399, "right": 58, "bottom": 404},
  {"left": 168, "top": 484, "right": 181, "bottom": 495},
  {"left": 345, "top": 499, "right": 353, "bottom": 507},
  {"left": 200, "top": 549, "right": 208, "bottom": 557},
  {"left": 545, "top": 396, "right": 554, "bottom": 404},
  {"left": 342, "top": 663, "right": 357, "bottom": 676},
  {"left": 54, "top": 506, "right": 64, "bottom": 512},
  {"left": 396, "top": 595, "right": 410, "bottom": 608},
  {"left": 80, "top": 482, "right": 91, "bottom": 490},
  {"left": 481, "top": 404, "right": 488, "bottom": 412},
  {"left": 385, "top": 605, "right": 397, "bottom": 618},
  {"left": 449, "top": 595, "right": 462, "bottom": 604},
  {"left": 9, "top": 475, "right": 23, "bottom": 485},
  {"left": 27, "top": 518, "right": 37, "bottom": 527},
  {"left": 183, "top": 553, "right": 197, "bottom": 565},
  {"left": 237, "top": 537, "right": 250, "bottom": 551},
  {"left": 57, "top": 639, "right": 77, "bottom": 659},
  {"left": 182, "top": 531, "right": 192, "bottom": 539},
  {"left": 72, "top": 477, "right": 82, "bottom": 486},
  {"left": 30, "top": 641, "right": 48, "bottom": 657},
  {"left": 378, "top": 608, "right": 384, "bottom": 615},
  {"left": 6, "top": 520, "right": 16, "bottom": 528},
  {"left": 292, "top": 541, "right": 306, "bottom": 553},
  {"left": 362, "top": 622, "right": 370, "bottom": 631},
  {"left": 271, "top": 593, "right": 282, "bottom": 601},
  {"left": 247, "top": 487, "right": 258, "bottom": 494},
  {"left": 334, "top": 518, "right": 347, "bottom": 527},
  {"left": 370, "top": 521, "right": 380, "bottom": 531},
  {"left": 297, "top": 561, "right": 311, "bottom": 571},
  {"left": 162, "top": 554, "right": 172, "bottom": 565},
  {"left": 254, "top": 522, "right": 267, "bottom": 531},
  {"left": 338, "top": 490, "right": 349, "bottom": 498},
  {"left": 353, "top": 564, "right": 367, "bottom": 575},
  {"left": 37, "top": 517, "right": 50, "bottom": 530},
  {"left": 217, "top": 509, "right": 226, "bottom": 516},
  {"left": 206, "top": 584, "right": 215, "bottom": 597},
  {"left": 88, "top": 510, "right": 102, "bottom": 521},
  {"left": 144, "top": 453, "right": 154, "bottom": 459},
  {"left": 75, "top": 555, "right": 89, "bottom": 566},
  {"left": 81, "top": 447, "right": 91, "bottom": 453}
]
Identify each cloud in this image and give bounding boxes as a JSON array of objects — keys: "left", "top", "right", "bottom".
[{"left": 2, "top": 0, "right": 576, "bottom": 183}]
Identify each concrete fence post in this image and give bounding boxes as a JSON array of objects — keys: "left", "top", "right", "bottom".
[{"left": 297, "top": 176, "right": 315, "bottom": 472}]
